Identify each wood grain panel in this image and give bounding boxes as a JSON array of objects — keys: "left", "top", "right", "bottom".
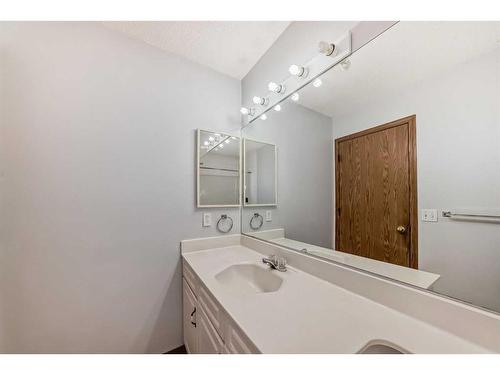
[{"left": 335, "top": 116, "right": 417, "bottom": 268}]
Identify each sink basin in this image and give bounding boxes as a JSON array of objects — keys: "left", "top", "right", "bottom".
[
  {"left": 358, "top": 341, "right": 407, "bottom": 354},
  {"left": 215, "top": 263, "right": 283, "bottom": 294}
]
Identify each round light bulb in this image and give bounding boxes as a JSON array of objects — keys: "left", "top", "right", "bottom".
[
  {"left": 204, "top": 141, "right": 209, "bottom": 146},
  {"left": 289, "top": 64, "right": 301, "bottom": 75},
  {"left": 240, "top": 107, "right": 249, "bottom": 115},
  {"left": 340, "top": 59, "right": 351, "bottom": 71},
  {"left": 268, "top": 82, "right": 278, "bottom": 92},
  {"left": 208, "top": 136, "right": 214, "bottom": 142},
  {"left": 313, "top": 78, "right": 322, "bottom": 88},
  {"left": 260, "top": 114, "right": 267, "bottom": 121},
  {"left": 225, "top": 139, "right": 230, "bottom": 144},
  {"left": 291, "top": 92, "right": 300, "bottom": 102},
  {"left": 253, "top": 96, "right": 263, "bottom": 105},
  {"left": 318, "top": 41, "right": 335, "bottom": 56},
  {"left": 274, "top": 104, "right": 281, "bottom": 112},
  {"left": 219, "top": 144, "right": 224, "bottom": 148}
]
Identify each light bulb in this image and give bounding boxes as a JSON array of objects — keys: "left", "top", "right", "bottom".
[
  {"left": 231, "top": 136, "right": 236, "bottom": 140},
  {"left": 240, "top": 107, "right": 249, "bottom": 115},
  {"left": 274, "top": 104, "right": 281, "bottom": 112},
  {"left": 204, "top": 141, "right": 209, "bottom": 146},
  {"left": 289, "top": 64, "right": 306, "bottom": 77},
  {"left": 318, "top": 41, "right": 335, "bottom": 56},
  {"left": 268, "top": 81, "right": 284, "bottom": 93},
  {"left": 219, "top": 144, "right": 224, "bottom": 148},
  {"left": 340, "top": 59, "right": 351, "bottom": 71},
  {"left": 253, "top": 96, "right": 263, "bottom": 105},
  {"left": 225, "top": 139, "right": 230, "bottom": 144},
  {"left": 313, "top": 78, "right": 322, "bottom": 88},
  {"left": 260, "top": 114, "right": 267, "bottom": 121},
  {"left": 291, "top": 92, "right": 300, "bottom": 102},
  {"left": 208, "top": 136, "right": 214, "bottom": 142}
]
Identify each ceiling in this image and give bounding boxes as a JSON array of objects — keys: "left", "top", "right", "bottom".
[
  {"left": 102, "top": 21, "right": 291, "bottom": 79},
  {"left": 299, "top": 21, "right": 500, "bottom": 119}
]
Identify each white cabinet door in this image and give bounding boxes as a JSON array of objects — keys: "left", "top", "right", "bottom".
[
  {"left": 183, "top": 278, "right": 198, "bottom": 354},
  {"left": 198, "top": 307, "right": 223, "bottom": 354}
]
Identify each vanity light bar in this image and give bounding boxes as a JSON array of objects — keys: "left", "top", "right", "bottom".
[{"left": 241, "top": 31, "right": 351, "bottom": 126}]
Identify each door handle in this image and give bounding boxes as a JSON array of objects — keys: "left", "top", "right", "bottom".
[
  {"left": 396, "top": 225, "right": 407, "bottom": 234},
  {"left": 190, "top": 307, "right": 196, "bottom": 327}
]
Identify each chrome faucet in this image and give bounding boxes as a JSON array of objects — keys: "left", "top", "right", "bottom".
[{"left": 262, "top": 255, "right": 287, "bottom": 272}]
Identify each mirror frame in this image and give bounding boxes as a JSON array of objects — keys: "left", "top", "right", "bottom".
[
  {"left": 196, "top": 128, "right": 242, "bottom": 208},
  {"left": 242, "top": 137, "right": 278, "bottom": 207}
]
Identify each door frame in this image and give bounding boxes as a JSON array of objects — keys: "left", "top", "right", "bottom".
[{"left": 334, "top": 115, "right": 418, "bottom": 269}]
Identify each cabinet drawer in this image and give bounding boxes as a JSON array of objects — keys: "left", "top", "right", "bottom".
[
  {"left": 198, "top": 306, "right": 223, "bottom": 354},
  {"left": 183, "top": 259, "right": 198, "bottom": 295},
  {"left": 226, "top": 324, "right": 259, "bottom": 354},
  {"left": 198, "top": 284, "right": 222, "bottom": 336}
]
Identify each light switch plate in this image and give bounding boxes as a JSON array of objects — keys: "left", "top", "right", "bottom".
[
  {"left": 202, "top": 213, "right": 212, "bottom": 227},
  {"left": 422, "top": 209, "right": 438, "bottom": 222},
  {"left": 265, "top": 210, "right": 272, "bottom": 222}
]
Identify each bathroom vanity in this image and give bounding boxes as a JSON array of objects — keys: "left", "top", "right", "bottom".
[{"left": 181, "top": 234, "right": 500, "bottom": 354}]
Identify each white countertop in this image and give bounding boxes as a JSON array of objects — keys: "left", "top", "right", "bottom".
[
  {"left": 182, "top": 244, "right": 490, "bottom": 354},
  {"left": 247, "top": 229, "right": 440, "bottom": 290}
]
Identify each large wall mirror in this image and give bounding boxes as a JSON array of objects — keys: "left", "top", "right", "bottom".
[
  {"left": 241, "top": 22, "right": 500, "bottom": 314},
  {"left": 197, "top": 129, "right": 241, "bottom": 207}
]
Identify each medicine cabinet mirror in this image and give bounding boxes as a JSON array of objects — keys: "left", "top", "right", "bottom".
[{"left": 197, "top": 129, "right": 241, "bottom": 207}]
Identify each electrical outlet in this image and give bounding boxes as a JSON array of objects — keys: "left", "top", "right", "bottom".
[
  {"left": 265, "top": 210, "right": 272, "bottom": 222},
  {"left": 202, "top": 213, "right": 212, "bottom": 227},
  {"left": 421, "top": 209, "right": 438, "bottom": 222}
]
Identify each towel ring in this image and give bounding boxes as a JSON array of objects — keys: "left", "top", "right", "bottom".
[
  {"left": 217, "top": 214, "right": 233, "bottom": 233},
  {"left": 250, "top": 213, "right": 263, "bottom": 230}
]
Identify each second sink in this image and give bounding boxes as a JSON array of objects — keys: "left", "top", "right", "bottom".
[{"left": 215, "top": 263, "right": 283, "bottom": 294}]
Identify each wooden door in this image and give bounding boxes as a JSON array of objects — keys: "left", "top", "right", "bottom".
[{"left": 335, "top": 115, "right": 418, "bottom": 268}]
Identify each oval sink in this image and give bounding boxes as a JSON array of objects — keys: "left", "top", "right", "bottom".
[{"left": 215, "top": 263, "right": 283, "bottom": 294}]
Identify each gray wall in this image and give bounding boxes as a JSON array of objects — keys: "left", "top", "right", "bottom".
[
  {"left": 332, "top": 49, "right": 500, "bottom": 311},
  {"left": 0, "top": 22, "right": 240, "bottom": 353},
  {"left": 242, "top": 104, "right": 333, "bottom": 248}
]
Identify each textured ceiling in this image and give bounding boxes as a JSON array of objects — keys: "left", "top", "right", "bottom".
[{"left": 102, "top": 21, "right": 291, "bottom": 79}]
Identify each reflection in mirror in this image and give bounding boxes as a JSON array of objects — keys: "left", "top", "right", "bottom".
[
  {"left": 243, "top": 139, "right": 277, "bottom": 206},
  {"left": 197, "top": 129, "right": 240, "bottom": 207},
  {"left": 241, "top": 21, "right": 500, "bottom": 314}
]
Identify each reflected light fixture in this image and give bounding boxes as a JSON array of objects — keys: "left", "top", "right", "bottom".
[
  {"left": 225, "top": 139, "right": 230, "bottom": 144},
  {"left": 253, "top": 96, "right": 268, "bottom": 106},
  {"left": 240, "top": 107, "right": 249, "bottom": 115},
  {"left": 260, "top": 114, "right": 267, "bottom": 121},
  {"left": 219, "top": 144, "right": 224, "bottom": 148},
  {"left": 318, "top": 41, "right": 336, "bottom": 56},
  {"left": 289, "top": 64, "right": 307, "bottom": 77},
  {"left": 204, "top": 141, "right": 209, "bottom": 146},
  {"left": 274, "top": 104, "right": 281, "bottom": 112},
  {"left": 340, "top": 59, "right": 351, "bottom": 71},
  {"left": 208, "top": 136, "right": 214, "bottom": 141},
  {"left": 313, "top": 78, "right": 322, "bottom": 88},
  {"left": 291, "top": 92, "right": 300, "bottom": 102},
  {"left": 268, "top": 81, "right": 285, "bottom": 94}
]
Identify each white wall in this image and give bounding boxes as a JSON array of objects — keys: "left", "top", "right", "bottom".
[
  {"left": 332, "top": 49, "right": 500, "bottom": 311},
  {"left": 242, "top": 104, "right": 333, "bottom": 248},
  {"left": 0, "top": 22, "right": 241, "bottom": 353}
]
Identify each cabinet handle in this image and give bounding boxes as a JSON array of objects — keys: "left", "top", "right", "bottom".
[{"left": 190, "top": 307, "right": 197, "bottom": 327}]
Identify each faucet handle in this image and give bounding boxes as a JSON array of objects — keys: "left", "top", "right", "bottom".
[{"left": 276, "top": 257, "right": 287, "bottom": 271}]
